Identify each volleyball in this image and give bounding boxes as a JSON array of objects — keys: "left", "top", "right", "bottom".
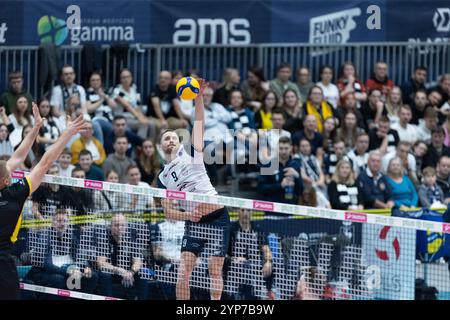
[{"left": 176, "top": 76, "right": 200, "bottom": 100}]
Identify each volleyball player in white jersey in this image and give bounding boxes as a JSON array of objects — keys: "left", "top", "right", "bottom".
[{"left": 157, "top": 79, "right": 230, "bottom": 300}]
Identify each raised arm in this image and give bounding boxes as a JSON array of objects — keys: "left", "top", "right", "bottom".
[
  {"left": 192, "top": 80, "right": 207, "bottom": 152},
  {"left": 27, "top": 115, "right": 86, "bottom": 192},
  {"left": 6, "top": 102, "right": 43, "bottom": 172}
]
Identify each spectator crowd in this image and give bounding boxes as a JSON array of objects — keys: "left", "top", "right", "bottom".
[
  {"left": 1, "top": 62, "right": 450, "bottom": 213},
  {"left": 3, "top": 58, "right": 450, "bottom": 301}
]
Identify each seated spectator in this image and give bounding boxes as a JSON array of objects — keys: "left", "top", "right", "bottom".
[
  {"left": 327, "top": 159, "right": 363, "bottom": 210},
  {"left": 213, "top": 68, "right": 241, "bottom": 107},
  {"left": 63, "top": 94, "right": 103, "bottom": 146},
  {"left": 150, "top": 217, "right": 185, "bottom": 269},
  {"left": 65, "top": 167, "right": 95, "bottom": 216},
  {"left": 227, "top": 89, "right": 258, "bottom": 172},
  {"left": 193, "top": 86, "right": 232, "bottom": 145},
  {"left": 258, "top": 136, "right": 303, "bottom": 204},
  {"left": 50, "top": 65, "right": 87, "bottom": 118},
  {"left": 135, "top": 139, "right": 162, "bottom": 186},
  {"left": 417, "top": 107, "right": 438, "bottom": 143},
  {"left": 97, "top": 213, "right": 148, "bottom": 300},
  {"left": 385, "top": 86, "right": 403, "bottom": 126},
  {"left": 412, "top": 141, "right": 428, "bottom": 179},
  {"left": 93, "top": 169, "right": 127, "bottom": 210},
  {"left": 57, "top": 148, "right": 75, "bottom": 177},
  {"left": 382, "top": 141, "right": 417, "bottom": 185},
  {"left": 385, "top": 157, "right": 419, "bottom": 208},
  {"left": 337, "top": 61, "right": 367, "bottom": 106},
  {"left": 85, "top": 71, "right": 116, "bottom": 141},
  {"left": 32, "top": 209, "right": 98, "bottom": 295},
  {"left": 336, "top": 111, "right": 365, "bottom": 150},
  {"left": 422, "top": 127, "right": 450, "bottom": 169},
  {"left": 0, "top": 123, "right": 13, "bottom": 157},
  {"left": 77, "top": 149, "right": 105, "bottom": 181},
  {"left": 436, "top": 155, "right": 450, "bottom": 203},
  {"left": 428, "top": 90, "right": 446, "bottom": 124},
  {"left": 298, "top": 139, "right": 326, "bottom": 197},
  {"left": 0, "top": 71, "right": 33, "bottom": 114},
  {"left": 316, "top": 65, "right": 340, "bottom": 109},
  {"left": 302, "top": 86, "right": 336, "bottom": 134},
  {"left": 259, "top": 108, "right": 291, "bottom": 161},
  {"left": 8, "top": 95, "right": 34, "bottom": 148},
  {"left": 149, "top": 217, "right": 185, "bottom": 299},
  {"left": 255, "top": 91, "right": 278, "bottom": 130},
  {"left": 71, "top": 120, "right": 106, "bottom": 166},
  {"left": 322, "top": 117, "right": 338, "bottom": 154},
  {"left": 293, "top": 115, "right": 324, "bottom": 160},
  {"left": 104, "top": 115, "right": 143, "bottom": 157},
  {"left": 411, "top": 89, "right": 429, "bottom": 125},
  {"left": 337, "top": 93, "right": 365, "bottom": 129},
  {"left": 391, "top": 105, "right": 419, "bottom": 144},
  {"left": 401, "top": 65, "right": 427, "bottom": 105},
  {"left": 360, "top": 89, "right": 386, "bottom": 131},
  {"left": 281, "top": 89, "right": 302, "bottom": 134},
  {"left": 36, "top": 97, "right": 64, "bottom": 152},
  {"left": 296, "top": 66, "right": 314, "bottom": 105},
  {"left": 149, "top": 70, "right": 187, "bottom": 132},
  {"left": 270, "top": 63, "right": 300, "bottom": 106},
  {"left": 430, "top": 74, "right": 450, "bottom": 107},
  {"left": 31, "top": 164, "right": 70, "bottom": 219},
  {"left": 226, "top": 208, "right": 274, "bottom": 300},
  {"left": 241, "top": 66, "right": 270, "bottom": 112},
  {"left": 103, "top": 136, "right": 136, "bottom": 183},
  {"left": 126, "top": 165, "right": 154, "bottom": 211},
  {"left": 112, "top": 68, "right": 153, "bottom": 139},
  {"left": 356, "top": 151, "right": 394, "bottom": 209},
  {"left": 368, "top": 116, "right": 400, "bottom": 155},
  {"left": 418, "top": 167, "right": 445, "bottom": 209},
  {"left": 347, "top": 132, "right": 370, "bottom": 176},
  {"left": 365, "top": 62, "right": 394, "bottom": 102},
  {"left": 323, "top": 140, "right": 353, "bottom": 181},
  {"left": 298, "top": 179, "right": 331, "bottom": 209}
]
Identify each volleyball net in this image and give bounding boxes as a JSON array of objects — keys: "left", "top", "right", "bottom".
[{"left": 11, "top": 170, "right": 450, "bottom": 300}]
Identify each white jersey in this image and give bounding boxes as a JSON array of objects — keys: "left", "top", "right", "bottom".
[{"left": 158, "top": 144, "right": 217, "bottom": 196}]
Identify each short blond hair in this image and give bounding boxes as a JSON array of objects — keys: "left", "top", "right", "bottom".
[{"left": 422, "top": 166, "right": 436, "bottom": 177}]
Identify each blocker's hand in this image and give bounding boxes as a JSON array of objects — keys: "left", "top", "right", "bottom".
[{"left": 32, "top": 101, "right": 44, "bottom": 128}]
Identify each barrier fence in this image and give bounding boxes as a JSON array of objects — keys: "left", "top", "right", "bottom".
[
  {"left": 1, "top": 42, "right": 449, "bottom": 101},
  {"left": 10, "top": 170, "right": 450, "bottom": 300}
]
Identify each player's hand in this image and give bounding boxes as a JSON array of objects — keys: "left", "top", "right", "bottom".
[
  {"left": 32, "top": 101, "right": 44, "bottom": 128},
  {"left": 66, "top": 114, "right": 87, "bottom": 135}
]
